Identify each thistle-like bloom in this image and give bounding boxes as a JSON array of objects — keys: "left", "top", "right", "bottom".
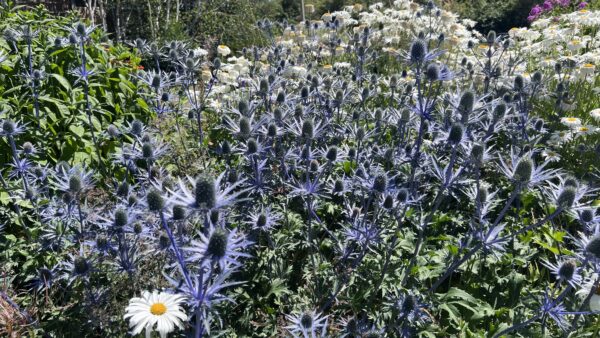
[
  {"left": 139, "top": 70, "right": 174, "bottom": 91},
  {"left": 544, "top": 179, "right": 589, "bottom": 211},
  {"left": 0, "top": 119, "right": 26, "bottom": 137},
  {"left": 247, "top": 206, "right": 282, "bottom": 231},
  {"left": 286, "top": 118, "right": 326, "bottom": 141},
  {"left": 393, "top": 292, "right": 430, "bottom": 324},
  {"left": 96, "top": 205, "right": 139, "bottom": 233},
  {"left": 577, "top": 233, "right": 600, "bottom": 262},
  {"left": 69, "top": 66, "right": 96, "bottom": 84},
  {"left": 68, "top": 22, "right": 96, "bottom": 41},
  {"left": 60, "top": 254, "right": 93, "bottom": 285},
  {"left": 124, "top": 290, "right": 187, "bottom": 338},
  {"left": 288, "top": 175, "right": 323, "bottom": 198},
  {"left": 399, "top": 39, "right": 444, "bottom": 65},
  {"left": 285, "top": 309, "right": 329, "bottom": 338},
  {"left": 53, "top": 165, "right": 94, "bottom": 195},
  {"left": 184, "top": 224, "right": 251, "bottom": 270},
  {"left": 498, "top": 151, "right": 557, "bottom": 188},
  {"left": 542, "top": 258, "right": 582, "bottom": 287},
  {"left": 168, "top": 172, "right": 249, "bottom": 212}
]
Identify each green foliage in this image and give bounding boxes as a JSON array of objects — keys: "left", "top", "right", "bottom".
[
  {"left": 445, "top": 0, "right": 538, "bottom": 32},
  {"left": 0, "top": 6, "right": 150, "bottom": 171}
]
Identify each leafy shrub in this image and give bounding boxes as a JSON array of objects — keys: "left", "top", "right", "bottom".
[
  {"left": 0, "top": 5, "right": 150, "bottom": 172},
  {"left": 445, "top": 0, "right": 539, "bottom": 32}
]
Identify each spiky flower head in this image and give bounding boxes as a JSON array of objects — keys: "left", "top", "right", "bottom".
[
  {"left": 409, "top": 39, "right": 427, "bottom": 63},
  {"left": 116, "top": 182, "right": 129, "bottom": 197},
  {"left": 146, "top": 189, "right": 165, "bottom": 212},
  {"left": 142, "top": 142, "right": 154, "bottom": 159},
  {"left": 383, "top": 194, "right": 394, "bottom": 209},
  {"left": 486, "top": 30, "right": 496, "bottom": 44},
  {"left": 2, "top": 120, "right": 16, "bottom": 135},
  {"left": 580, "top": 209, "right": 595, "bottom": 223},
  {"left": 206, "top": 229, "right": 228, "bottom": 260},
  {"left": 172, "top": 205, "right": 186, "bottom": 221},
  {"left": 556, "top": 186, "right": 577, "bottom": 209},
  {"left": 558, "top": 260, "right": 577, "bottom": 281},
  {"left": 448, "top": 123, "right": 464, "bottom": 145},
  {"left": 239, "top": 117, "right": 251, "bottom": 137},
  {"left": 302, "top": 119, "right": 314, "bottom": 139},
  {"left": 221, "top": 140, "right": 231, "bottom": 155},
  {"left": 246, "top": 138, "right": 258, "bottom": 155},
  {"left": 326, "top": 146, "right": 338, "bottom": 162},
  {"left": 372, "top": 174, "right": 388, "bottom": 193},
  {"left": 470, "top": 143, "right": 484, "bottom": 164},
  {"left": 493, "top": 103, "right": 507, "bottom": 122},
  {"left": 114, "top": 208, "right": 128, "bottom": 227},
  {"left": 459, "top": 91, "right": 475, "bottom": 123},
  {"left": 195, "top": 175, "right": 216, "bottom": 210},
  {"left": 585, "top": 235, "right": 600, "bottom": 260},
  {"left": 267, "top": 124, "right": 277, "bottom": 137},
  {"left": 564, "top": 177, "right": 578, "bottom": 188},
  {"left": 73, "top": 256, "right": 91, "bottom": 275},
  {"left": 130, "top": 120, "right": 144, "bottom": 136},
  {"left": 397, "top": 188, "right": 409, "bottom": 203},
  {"left": 68, "top": 174, "right": 82, "bottom": 193},
  {"left": 514, "top": 75, "right": 524, "bottom": 91},
  {"left": 513, "top": 158, "right": 533, "bottom": 183},
  {"left": 426, "top": 63, "right": 440, "bottom": 81}
]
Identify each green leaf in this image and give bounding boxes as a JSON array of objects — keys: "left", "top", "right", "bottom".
[
  {"left": 38, "top": 95, "right": 71, "bottom": 117},
  {"left": 50, "top": 73, "right": 71, "bottom": 91},
  {"left": 69, "top": 125, "right": 86, "bottom": 137}
]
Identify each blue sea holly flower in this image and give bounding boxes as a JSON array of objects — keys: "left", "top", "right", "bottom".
[
  {"left": 184, "top": 224, "right": 252, "bottom": 270},
  {"left": 53, "top": 165, "right": 94, "bottom": 195},
  {"left": 168, "top": 172, "right": 249, "bottom": 212},
  {"left": 285, "top": 310, "right": 329, "bottom": 338},
  {"left": 60, "top": 254, "right": 94, "bottom": 285},
  {"left": 542, "top": 258, "right": 582, "bottom": 287},
  {"left": 247, "top": 206, "right": 282, "bottom": 232},
  {"left": 0, "top": 119, "right": 26, "bottom": 137},
  {"left": 498, "top": 150, "right": 557, "bottom": 188}
]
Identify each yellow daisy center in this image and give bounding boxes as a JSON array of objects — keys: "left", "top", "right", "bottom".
[
  {"left": 566, "top": 118, "right": 578, "bottom": 122},
  {"left": 150, "top": 302, "right": 167, "bottom": 315}
]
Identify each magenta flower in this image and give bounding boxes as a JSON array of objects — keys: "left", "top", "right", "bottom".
[
  {"left": 530, "top": 5, "right": 543, "bottom": 16},
  {"left": 578, "top": 2, "right": 588, "bottom": 9}
]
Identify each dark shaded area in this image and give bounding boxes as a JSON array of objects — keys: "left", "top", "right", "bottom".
[{"left": 451, "top": 0, "right": 539, "bottom": 33}]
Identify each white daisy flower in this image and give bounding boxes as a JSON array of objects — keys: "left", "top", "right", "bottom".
[
  {"left": 542, "top": 149, "right": 561, "bottom": 162},
  {"left": 560, "top": 117, "right": 582, "bottom": 128},
  {"left": 124, "top": 291, "right": 187, "bottom": 338},
  {"left": 590, "top": 108, "right": 600, "bottom": 122},
  {"left": 217, "top": 44, "right": 231, "bottom": 56}
]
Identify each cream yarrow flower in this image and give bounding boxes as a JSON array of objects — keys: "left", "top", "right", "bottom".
[{"left": 124, "top": 290, "right": 187, "bottom": 338}]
